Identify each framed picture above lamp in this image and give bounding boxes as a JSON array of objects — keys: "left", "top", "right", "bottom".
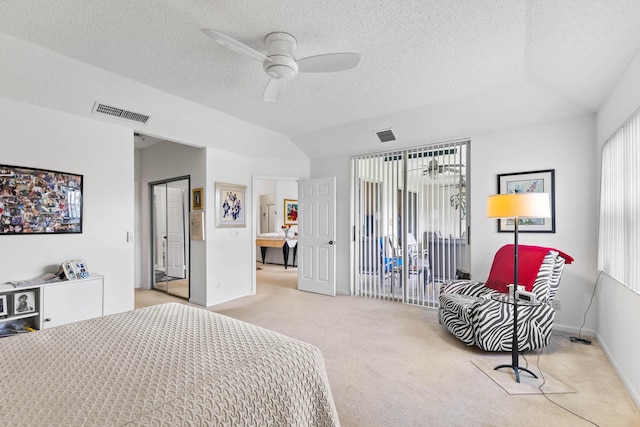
[{"left": 497, "top": 169, "right": 555, "bottom": 233}]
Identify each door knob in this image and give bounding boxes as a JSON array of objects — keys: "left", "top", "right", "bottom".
[{"left": 329, "top": 240, "right": 334, "bottom": 245}]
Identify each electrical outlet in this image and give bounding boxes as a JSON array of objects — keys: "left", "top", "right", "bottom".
[{"left": 552, "top": 300, "right": 561, "bottom": 310}]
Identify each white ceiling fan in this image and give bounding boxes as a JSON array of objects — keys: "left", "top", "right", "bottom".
[
  {"left": 422, "top": 159, "right": 465, "bottom": 179},
  {"left": 202, "top": 29, "right": 361, "bottom": 101}
]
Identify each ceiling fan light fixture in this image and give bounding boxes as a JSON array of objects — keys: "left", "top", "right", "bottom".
[
  {"left": 263, "top": 55, "right": 298, "bottom": 80},
  {"left": 265, "top": 64, "right": 296, "bottom": 79},
  {"left": 203, "top": 29, "right": 361, "bottom": 101}
]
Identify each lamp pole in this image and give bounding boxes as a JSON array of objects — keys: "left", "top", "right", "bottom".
[{"left": 494, "top": 217, "right": 538, "bottom": 383}]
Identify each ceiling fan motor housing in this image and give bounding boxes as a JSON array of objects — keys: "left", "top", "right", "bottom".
[{"left": 263, "top": 32, "right": 298, "bottom": 80}]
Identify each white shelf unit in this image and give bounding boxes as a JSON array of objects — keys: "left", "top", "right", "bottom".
[{"left": 0, "top": 274, "right": 104, "bottom": 335}]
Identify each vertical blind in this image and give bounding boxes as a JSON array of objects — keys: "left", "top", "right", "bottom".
[
  {"left": 352, "top": 141, "right": 469, "bottom": 307},
  {"left": 598, "top": 107, "right": 640, "bottom": 293}
]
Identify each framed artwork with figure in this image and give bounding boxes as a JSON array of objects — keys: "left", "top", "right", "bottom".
[
  {"left": 497, "top": 169, "right": 555, "bottom": 233},
  {"left": 215, "top": 182, "right": 246, "bottom": 228},
  {"left": 284, "top": 199, "right": 298, "bottom": 225},
  {"left": 192, "top": 188, "right": 203, "bottom": 210},
  {"left": 14, "top": 291, "right": 36, "bottom": 315}
]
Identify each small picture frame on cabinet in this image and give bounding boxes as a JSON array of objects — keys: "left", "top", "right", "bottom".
[
  {"left": 73, "top": 259, "right": 90, "bottom": 279},
  {"left": 0, "top": 295, "right": 7, "bottom": 316},
  {"left": 14, "top": 291, "right": 36, "bottom": 315},
  {"left": 62, "top": 260, "right": 77, "bottom": 280}
]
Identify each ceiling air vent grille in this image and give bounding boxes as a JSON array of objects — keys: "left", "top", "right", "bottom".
[
  {"left": 92, "top": 102, "right": 150, "bottom": 124},
  {"left": 375, "top": 128, "right": 396, "bottom": 143}
]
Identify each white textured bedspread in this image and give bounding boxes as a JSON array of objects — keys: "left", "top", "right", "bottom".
[{"left": 0, "top": 303, "right": 340, "bottom": 426}]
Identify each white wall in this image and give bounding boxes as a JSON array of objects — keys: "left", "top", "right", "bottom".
[
  {"left": 311, "top": 115, "right": 598, "bottom": 324},
  {"left": 471, "top": 115, "right": 598, "bottom": 333},
  {"left": 596, "top": 48, "right": 640, "bottom": 408},
  {"left": 205, "top": 148, "right": 253, "bottom": 306},
  {"left": 0, "top": 98, "right": 134, "bottom": 315}
]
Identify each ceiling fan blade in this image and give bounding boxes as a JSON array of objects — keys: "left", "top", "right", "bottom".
[
  {"left": 297, "top": 52, "right": 361, "bottom": 73},
  {"left": 263, "top": 78, "right": 285, "bottom": 102},
  {"left": 201, "top": 29, "right": 271, "bottom": 63}
]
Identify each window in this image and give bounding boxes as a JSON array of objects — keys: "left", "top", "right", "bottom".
[{"left": 598, "top": 107, "right": 640, "bottom": 293}]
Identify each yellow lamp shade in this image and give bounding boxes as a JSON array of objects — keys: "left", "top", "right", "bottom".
[{"left": 486, "top": 193, "right": 551, "bottom": 219}]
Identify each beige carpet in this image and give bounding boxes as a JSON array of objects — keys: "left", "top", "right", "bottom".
[{"left": 136, "top": 263, "right": 640, "bottom": 427}]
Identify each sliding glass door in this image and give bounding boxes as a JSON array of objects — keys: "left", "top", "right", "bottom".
[{"left": 352, "top": 140, "right": 470, "bottom": 307}]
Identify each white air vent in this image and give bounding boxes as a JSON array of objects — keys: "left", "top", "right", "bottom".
[
  {"left": 92, "top": 102, "right": 150, "bottom": 124},
  {"left": 374, "top": 128, "right": 397, "bottom": 143}
]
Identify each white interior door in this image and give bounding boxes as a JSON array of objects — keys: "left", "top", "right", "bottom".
[
  {"left": 166, "top": 187, "right": 186, "bottom": 278},
  {"left": 298, "top": 177, "right": 336, "bottom": 296}
]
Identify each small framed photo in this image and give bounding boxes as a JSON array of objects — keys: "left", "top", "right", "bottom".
[
  {"left": 497, "top": 169, "right": 556, "bottom": 233},
  {"left": 14, "top": 291, "right": 36, "bottom": 315},
  {"left": 192, "top": 188, "right": 203, "bottom": 210},
  {"left": 0, "top": 295, "right": 7, "bottom": 316},
  {"left": 215, "top": 182, "right": 247, "bottom": 228},
  {"left": 62, "top": 260, "right": 77, "bottom": 280},
  {"left": 73, "top": 259, "right": 90, "bottom": 279},
  {"left": 284, "top": 199, "right": 298, "bottom": 225}
]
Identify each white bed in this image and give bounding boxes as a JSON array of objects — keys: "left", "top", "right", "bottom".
[{"left": 0, "top": 303, "right": 340, "bottom": 426}]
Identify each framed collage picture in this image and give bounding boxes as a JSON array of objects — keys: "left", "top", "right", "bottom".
[
  {"left": 0, "top": 164, "right": 83, "bottom": 235},
  {"left": 497, "top": 169, "right": 555, "bottom": 233}
]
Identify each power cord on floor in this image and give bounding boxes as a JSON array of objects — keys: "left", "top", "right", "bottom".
[
  {"left": 568, "top": 271, "right": 602, "bottom": 345},
  {"left": 516, "top": 271, "right": 607, "bottom": 425},
  {"left": 522, "top": 351, "right": 600, "bottom": 427}
]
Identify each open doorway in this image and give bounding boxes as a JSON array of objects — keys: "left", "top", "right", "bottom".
[
  {"left": 150, "top": 177, "right": 190, "bottom": 299},
  {"left": 253, "top": 176, "right": 300, "bottom": 293}
]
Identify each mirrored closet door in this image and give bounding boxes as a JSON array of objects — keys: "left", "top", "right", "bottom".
[{"left": 150, "top": 177, "right": 190, "bottom": 299}]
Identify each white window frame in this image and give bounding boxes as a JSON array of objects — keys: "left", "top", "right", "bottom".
[{"left": 598, "top": 106, "right": 640, "bottom": 293}]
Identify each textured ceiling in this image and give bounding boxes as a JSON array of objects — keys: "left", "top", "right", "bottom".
[{"left": 2, "top": 1, "right": 640, "bottom": 157}]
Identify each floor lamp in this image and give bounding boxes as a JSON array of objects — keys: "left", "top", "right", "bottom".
[{"left": 486, "top": 192, "right": 551, "bottom": 383}]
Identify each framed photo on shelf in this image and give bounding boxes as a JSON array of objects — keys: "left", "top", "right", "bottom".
[
  {"left": 497, "top": 169, "right": 555, "bottom": 233},
  {"left": 73, "top": 259, "right": 90, "bottom": 279},
  {"left": 284, "top": 199, "right": 298, "bottom": 225},
  {"left": 192, "top": 188, "right": 203, "bottom": 210},
  {"left": 62, "top": 260, "right": 77, "bottom": 280},
  {"left": 14, "top": 291, "right": 36, "bottom": 315},
  {"left": 0, "top": 295, "right": 7, "bottom": 316},
  {"left": 215, "top": 182, "right": 246, "bottom": 228}
]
